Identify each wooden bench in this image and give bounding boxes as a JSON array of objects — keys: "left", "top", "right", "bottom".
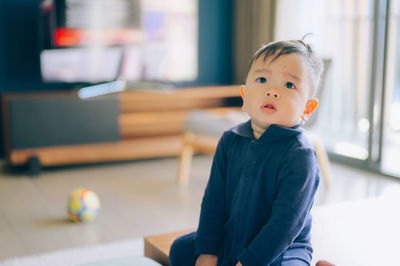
[{"left": 144, "top": 229, "right": 195, "bottom": 266}]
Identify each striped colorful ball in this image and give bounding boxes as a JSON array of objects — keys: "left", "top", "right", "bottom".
[{"left": 67, "top": 188, "right": 100, "bottom": 223}]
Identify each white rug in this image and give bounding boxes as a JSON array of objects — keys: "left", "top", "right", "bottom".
[{"left": 0, "top": 238, "right": 144, "bottom": 266}]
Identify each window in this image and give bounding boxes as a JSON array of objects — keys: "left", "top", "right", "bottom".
[
  {"left": 382, "top": 0, "right": 400, "bottom": 175},
  {"left": 274, "top": 0, "right": 400, "bottom": 178}
]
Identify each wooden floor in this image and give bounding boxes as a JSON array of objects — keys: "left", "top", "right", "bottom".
[{"left": 0, "top": 155, "right": 399, "bottom": 261}]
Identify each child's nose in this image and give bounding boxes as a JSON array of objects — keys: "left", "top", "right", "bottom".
[{"left": 265, "top": 88, "right": 280, "bottom": 99}]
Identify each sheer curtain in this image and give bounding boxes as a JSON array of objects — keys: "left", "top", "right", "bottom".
[{"left": 274, "top": 0, "right": 375, "bottom": 160}]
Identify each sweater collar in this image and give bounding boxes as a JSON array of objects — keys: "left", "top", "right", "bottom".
[{"left": 232, "top": 119, "right": 303, "bottom": 143}]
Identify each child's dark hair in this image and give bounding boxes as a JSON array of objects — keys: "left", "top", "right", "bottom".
[{"left": 248, "top": 37, "right": 324, "bottom": 96}]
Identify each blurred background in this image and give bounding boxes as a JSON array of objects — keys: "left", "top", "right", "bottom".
[
  {"left": 0, "top": 0, "right": 399, "bottom": 177},
  {"left": 0, "top": 0, "right": 400, "bottom": 264}
]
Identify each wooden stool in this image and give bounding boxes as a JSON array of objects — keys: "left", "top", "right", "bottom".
[
  {"left": 177, "top": 130, "right": 333, "bottom": 188},
  {"left": 177, "top": 108, "right": 245, "bottom": 185},
  {"left": 144, "top": 229, "right": 195, "bottom": 266},
  {"left": 177, "top": 132, "right": 219, "bottom": 185}
]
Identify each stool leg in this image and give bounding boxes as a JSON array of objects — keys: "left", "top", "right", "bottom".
[
  {"left": 311, "top": 136, "right": 332, "bottom": 188},
  {"left": 177, "top": 133, "right": 195, "bottom": 185},
  {"left": 315, "top": 141, "right": 332, "bottom": 188},
  {"left": 304, "top": 131, "right": 332, "bottom": 188}
]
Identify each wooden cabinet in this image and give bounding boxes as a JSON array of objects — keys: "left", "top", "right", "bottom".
[{"left": 1, "top": 85, "right": 241, "bottom": 169}]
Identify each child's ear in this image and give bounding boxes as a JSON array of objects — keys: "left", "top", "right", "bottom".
[
  {"left": 240, "top": 86, "right": 245, "bottom": 99},
  {"left": 301, "top": 98, "right": 319, "bottom": 121}
]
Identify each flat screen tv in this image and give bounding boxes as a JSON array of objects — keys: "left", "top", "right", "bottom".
[{"left": 39, "top": 0, "right": 198, "bottom": 85}]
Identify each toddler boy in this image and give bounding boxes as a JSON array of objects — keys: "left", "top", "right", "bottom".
[{"left": 170, "top": 39, "right": 323, "bottom": 266}]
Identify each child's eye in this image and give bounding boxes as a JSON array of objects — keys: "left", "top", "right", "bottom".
[
  {"left": 285, "top": 82, "right": 296, "bottom": 89},
  {"left": 256, "top": 77, "right": 267, "bottom": 83}
]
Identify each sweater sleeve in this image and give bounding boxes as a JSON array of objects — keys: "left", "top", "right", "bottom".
[
  {"left": 237, "top": 147, "right": 320, "bottom": 265},
  {"left": 195, "top": 133, "right": 228, "bottom": 256}
]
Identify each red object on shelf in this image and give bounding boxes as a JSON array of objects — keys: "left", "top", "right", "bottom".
[
  {"left": 54, "top": 28, "right": 142, "bottom": 47},
  {"left": 54, "top": 28, "right": 83, "bottom": 46}
]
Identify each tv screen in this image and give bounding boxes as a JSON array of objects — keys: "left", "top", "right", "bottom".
[{"left": 39, "top": 0, "right": 198, "bottom": 84}]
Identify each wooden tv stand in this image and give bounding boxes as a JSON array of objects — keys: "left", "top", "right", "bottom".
[{"left": 1, "top": 85, "right": 241, "bottom": 170}]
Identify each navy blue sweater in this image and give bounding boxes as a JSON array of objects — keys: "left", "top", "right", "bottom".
[{"left": 195, "top": 120, "right": 320, "bottom": 265}]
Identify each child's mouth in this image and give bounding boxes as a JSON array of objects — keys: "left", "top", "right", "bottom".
[{"left": 261, "top": 103, "right": 277, "bottom": 113}]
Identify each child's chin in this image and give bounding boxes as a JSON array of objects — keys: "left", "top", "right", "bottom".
[{"left": 252, "top": 119, "right": 272, "bottom": 129}]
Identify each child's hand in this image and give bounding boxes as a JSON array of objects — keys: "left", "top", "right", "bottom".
[{"left": 195, "top": 254, "right": 218, "bottom": 266}]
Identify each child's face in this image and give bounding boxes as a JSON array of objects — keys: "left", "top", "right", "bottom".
[{"left": 242, "top": 53, "right": 317, "bottom": 131}]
